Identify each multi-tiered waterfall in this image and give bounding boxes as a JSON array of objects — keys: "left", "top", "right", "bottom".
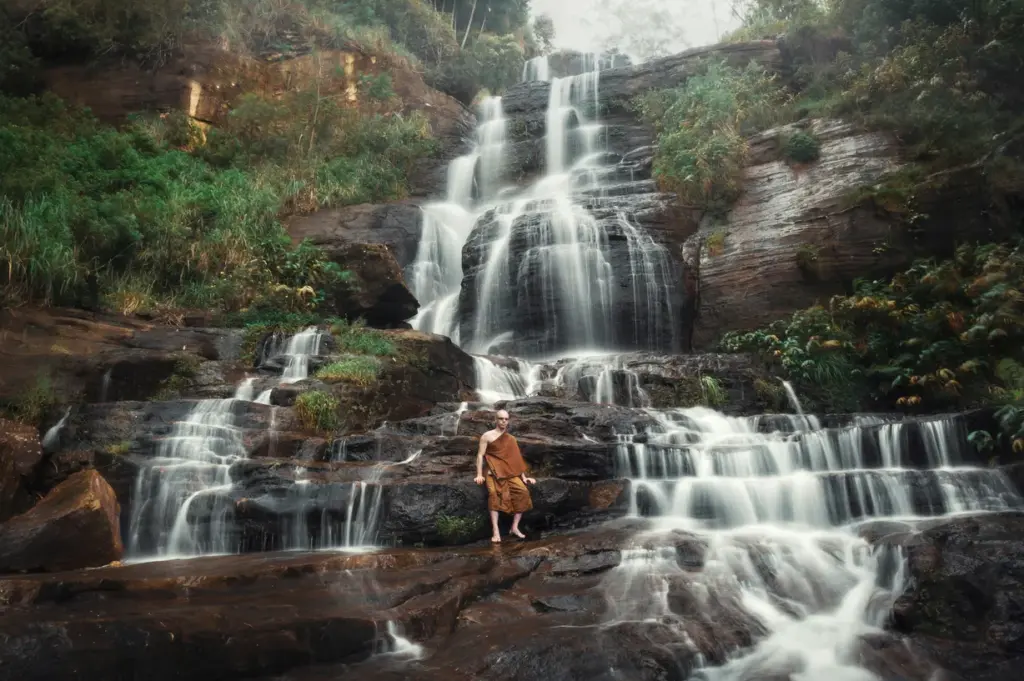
[
  {"left": 403, "top": 57, "right": 1024, "bottom": 680},
  {"left": 409, "top": 56, "right": 680, "bottom": 364},
  {"left": 127, "top": 327, "right": 385, "bottom": 559}
]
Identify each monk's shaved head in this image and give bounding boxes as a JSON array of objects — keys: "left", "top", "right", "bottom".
[{"left": 496, "top": 410, "right": 510, "bottom": 419}]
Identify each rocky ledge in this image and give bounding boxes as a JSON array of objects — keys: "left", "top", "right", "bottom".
[{"left": 2, "top": 513, "right": 1022, "bottom": 681}]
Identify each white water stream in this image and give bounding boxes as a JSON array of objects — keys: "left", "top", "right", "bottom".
[
  {"left": 127, "top": 327, "right": 386, "bottom": 559},
  {"left": 401, "top": 57, "right": 1024, "bottom": 677},
  {"left": 604, "top": 408, "right": 1022, "bottom": 679}
]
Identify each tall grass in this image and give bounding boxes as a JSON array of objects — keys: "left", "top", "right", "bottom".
[{"left": 0, "top": 91, "right": 434, "bottom": 312}]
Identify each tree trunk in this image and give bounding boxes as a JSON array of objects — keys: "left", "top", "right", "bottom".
[{"left": 461, "top": 0, "right": 478, "bottom": 49}]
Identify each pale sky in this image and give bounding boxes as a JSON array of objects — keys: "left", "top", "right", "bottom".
[{"left": 530, "top": 0, "right": 742, "bottom": 60}]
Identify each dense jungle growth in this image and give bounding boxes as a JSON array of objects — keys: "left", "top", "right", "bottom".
[{"left": 0, "top": 0, "right": 538, "bottom": 315}]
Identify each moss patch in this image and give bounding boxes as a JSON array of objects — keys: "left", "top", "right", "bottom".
[{"left": 436, "top": 514, "right": 485, "bottom": 545}]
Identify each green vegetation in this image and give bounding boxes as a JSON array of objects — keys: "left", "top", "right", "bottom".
[
  {"left": 106, "top": 441, "right": 132, "bottom": 456},
  {"left": 639, "top": 0, "right": 1024, "bottom": 220},
  {"left": 2, "top": 1, "right": 531, "bottom": 102},
  {"left": 720, "top": 243, "right": 1024, "bottom": 418},
  {"left": 435, "top": 513, "right": 485, "bottom": 544},
  {"left": 330, "top": 320, "right": 397, "bottom": 356},
  {"left": 295, "top": 390, "right": 341, "bottom": 433},
  {"left": 796, "top": 244, "right": 821, "bottom": 277},
  {"left": 700, "top": 376, "right": 728, "bottom": 408},
  {"left": 0, "top": 0, "right": 533, "bottom": 316},
  {"left": 6, "top": 372, "right": 60, "bottom": 426},
  {"left": 316, "top": 356, "right": 381, "bottom": 386},
  {"left": 0, "top": 87, "right": 431, "bottom": 313},
  {"left": 706, "top": 230, "right": 727, "bottom": 257},
  {"left": 782, "top": 130, "right": 821, "bottom": 164},
  {"left": 633, "top": 60, "right": 790, "bottom": 215},
  {"left": 731, "top": 0, "right": 1024, "bottom": 206},
  {"left": 152, "top": 354, "right": 204, "bottom": 400},
  {"left": 647, "top": 374, "right": 729, "bottom": 409}
]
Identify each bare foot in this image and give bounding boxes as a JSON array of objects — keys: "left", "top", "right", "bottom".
[
  {"left": 491, "top": 536, "right": 502, "bottom": 543},
  {"left": 510, "top": 529, "right": 526, "bottom": 539}
]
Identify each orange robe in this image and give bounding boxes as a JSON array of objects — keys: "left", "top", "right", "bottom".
[{"left": 483, "top": 432, "right": 533, "bottom": 514}]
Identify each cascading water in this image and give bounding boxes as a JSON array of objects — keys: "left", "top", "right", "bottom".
[
  {"left": 128, "top": 328, "right": 334, "bottom": 559},
  {"left": 127, "top": 380, "right": 256, "bottom": 558},
  {"left": 522, "top": 55, "right": 551, "bottom": 83},
  {"left": 408, "top": 53, "right": 680, "bottom": 370},
  {"left": 604, "top": 408, "right": 1022, "bottom": 679}
]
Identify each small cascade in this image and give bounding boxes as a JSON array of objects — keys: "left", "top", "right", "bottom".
[
  {"left": 41, "top": 407, "right": 70, "bottom": 451},
  {"left": 280, "top": 327, "right": 326, "bottom": 383},
  {"left": 522, "top": 55, "right": 550, "bottom": 82},
  {"left": 604, "top": 408, "right": 1023, "bottom": 679},
  {"left": 551, "top": 354, "right": 650, "bottom": 407},
  {"left": 409, "top": 97, "right": 507, "bottom": 338},
  {"left": 473, "top": 355, "right": 537, "bottom": 403},
  {"left": 99, "top": 368, "right": 113, "bottom": 402},
  {"left": 235, "top": 377, "right": 257, "bottom": 402},
  {"left": 127, "top": 380, "right": 257, "bottom": 558},
  {"left": 379, "top": 621, "right": 426, "bottom": 660}
]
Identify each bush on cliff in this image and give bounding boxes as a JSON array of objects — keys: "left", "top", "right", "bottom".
[
  {"left": 719, "top": 242, "right": 1024, "bottom": 419},
  {"left": 0, "top": 90, "right": 433, "bottom": 313},
  {"left": 633, "top": 60, "right": 790, "bottom": 215},
  {"left": 732, "top": 0, "right": 1024, "bottom": 203}
]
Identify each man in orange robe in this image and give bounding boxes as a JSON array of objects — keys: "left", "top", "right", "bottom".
[{"left": 474, "top": 409, "right": 535, "bottom": 543}]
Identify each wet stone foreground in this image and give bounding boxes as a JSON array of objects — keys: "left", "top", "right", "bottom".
[{"left": 2, "top": 386, "right": 1024, "bottom": 681}]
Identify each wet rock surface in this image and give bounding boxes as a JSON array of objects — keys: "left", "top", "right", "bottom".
[
  {"left": 882, "top": 512, "right": 1024, "bottom": 681},
  {"left": 287, "top": 200, "right": 426, "bottom": 273},
  {"left": 0, "top": 419, "right": 42, "bottom": 522}
]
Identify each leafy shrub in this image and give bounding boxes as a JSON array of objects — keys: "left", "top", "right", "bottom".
[
  {"left": 783, "top": 130, "right": 822, "bottom": 163},
  {"left": 6, "top": 372, "right": 60, "bottom": 426},
  {"left": 295, "top": 390, "right": 341, "bottom": 433},
  {"left": 720, "top": 242, "right": 1024, "bottom": 413},
  {"left": 633, "top": 60, "right": 790, "bottom": 215},
  {"left": 435, "top": 513, "right": 484, "bottom": 544}
]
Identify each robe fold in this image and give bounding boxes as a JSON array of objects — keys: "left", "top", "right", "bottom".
[{"left": 483, "top": 432, "right": 533, "bottom": 514}]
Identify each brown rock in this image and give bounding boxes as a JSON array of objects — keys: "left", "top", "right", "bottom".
[
  {"left": 287, "top": 199, "right": 424, "bottom": 269},
  {"left": 0, "top": 419, "right": 42, "bottom": 521},
  {"left": 687, "top": 119, "right": 904, "bottom": 348},
  {"left": 0, "top": 469, "right": 122, "bottom": 574},
  {"left": 325, "top": 243, "right": 419, "bottom": 326}
]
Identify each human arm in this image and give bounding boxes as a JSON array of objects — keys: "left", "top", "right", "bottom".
[
  {"left": 520, "top": 471, "right": 536, "bottom": 485},
  {"left": 474, "top": 435, "right": 487, "bottom": 484}
]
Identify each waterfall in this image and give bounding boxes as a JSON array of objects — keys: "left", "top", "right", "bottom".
[
  {"left": 522, "top": 55, "right": 551, "bottom": 83},
  {"left": 127, "top": 381, "right": 255, "bottom": 558},
  {"left": 408, "top": 53, "right": 680, "bottom": 366},
  {"left": 605, "top": 408, "right": 1023, "bottom": 678},
  {"left": 128, "top": 328, "right": 330, "bottom": 559}
]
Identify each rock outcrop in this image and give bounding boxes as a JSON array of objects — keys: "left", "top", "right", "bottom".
[
  {"left": 879, "top": 512, "right": 1024, "bottom": 681},
  {"left": 0, "top": 419, "right": 42, "bottom": 521},
  {"left": 288, "top": 200, "right": 425, "bottom": 270},
  {"left": 0, "top": 469, "right": 122, "bottom": 573},
  {"left": 685, "top": 119, "right": 903, "bottom": 347}
]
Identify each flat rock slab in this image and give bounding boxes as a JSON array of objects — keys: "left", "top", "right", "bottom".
[{"left": 0, "top": 524, "right": 649, "bottom": 681}]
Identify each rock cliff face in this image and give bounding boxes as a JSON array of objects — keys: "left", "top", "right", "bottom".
[{"left": 685, "top": 119, "right": 904, "bottom": 347}]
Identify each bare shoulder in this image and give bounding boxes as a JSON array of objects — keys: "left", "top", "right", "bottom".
[{"left": 480, "top": 429, "right": 499, "bottom": 443}]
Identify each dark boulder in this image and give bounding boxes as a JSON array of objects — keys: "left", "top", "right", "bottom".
[{"left": 0, "top": 469, "right": 122, "bottom": 573}]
